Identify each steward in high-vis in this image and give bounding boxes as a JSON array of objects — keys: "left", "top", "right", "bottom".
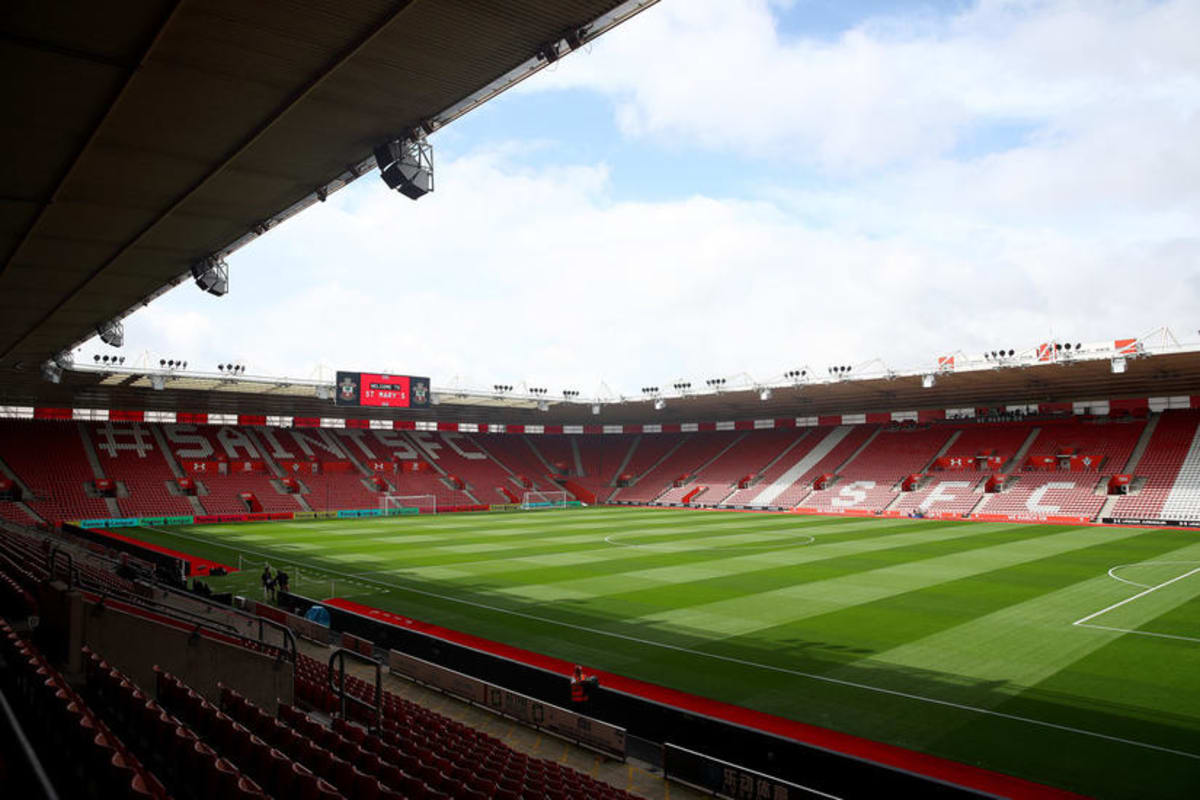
[{"left": 570, "top": 664, "right": 599, "bottom": 707}]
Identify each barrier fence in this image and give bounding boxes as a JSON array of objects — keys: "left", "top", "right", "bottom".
[
  {"left": 71, "top": 502, "right": 557, "bottom": 531},
  {"left": 388, "top": 648, "right": 626, "bottom": 759}
]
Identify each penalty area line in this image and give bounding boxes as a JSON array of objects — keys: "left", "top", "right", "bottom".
[
  {"left": 1074, "top": 566, "right": 1200, "bottom": 626},
  {"left": 143, "top": 524, "right": 1200, "bottom": 762}
]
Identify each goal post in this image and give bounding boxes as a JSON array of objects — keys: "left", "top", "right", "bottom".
[
  {"left": 380, "top": 493, "right": 437, "bottom": 515},
  {"left": 521, "top": 489, "right": 569, "bottom": 510}
]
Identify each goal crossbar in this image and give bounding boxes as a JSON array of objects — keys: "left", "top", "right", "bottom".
[
  {"left": 380, "top": 493, "right": 437, "bottom": 515},
  {"left": 521, "top": 489, "right": 569, "bottom": 510}
]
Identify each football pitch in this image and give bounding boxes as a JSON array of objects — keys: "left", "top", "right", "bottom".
[{"left": 120, "top": 508, "right": 1200, "bottom": 798}]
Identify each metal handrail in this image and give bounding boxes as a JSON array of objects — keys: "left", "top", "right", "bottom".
[
  {"left": 327, "top": 647, "right": 382, "bottom": 731},
  {"left": 46, "top": 548, "right": 77, "bottom": 588},
  {"left": 150, "top": 583, "right": 297, "bottom": 663}
]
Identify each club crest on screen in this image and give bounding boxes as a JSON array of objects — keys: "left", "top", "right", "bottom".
[
  {"left": 339, "top": 376, "right": 358, "bottom": 401},
  {"left": 412, "top": 379, "right": 429, "bottom": 405}
]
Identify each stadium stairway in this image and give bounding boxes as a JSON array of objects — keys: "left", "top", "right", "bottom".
[{"left": 747, "top": 426, "right": 855, "bottom": 506}]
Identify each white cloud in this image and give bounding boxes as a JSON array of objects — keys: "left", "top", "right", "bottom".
[
  {"left": 118, "top": 145, "right": 1198, "bottom": 394},
  {"left": 537, "top": 0, "right": 1200, "bottom": 172}
]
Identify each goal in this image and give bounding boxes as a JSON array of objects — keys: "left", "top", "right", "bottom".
[
  {"left": 521, "top": 490, "right": 569, "bottom": 510},
  {"left": 380, "top": 493, "right": 437, "bottom": 515}
]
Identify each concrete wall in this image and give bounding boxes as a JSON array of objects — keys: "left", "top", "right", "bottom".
[{"left": 78, "top": 596, "right": 292, "bottom": 713}]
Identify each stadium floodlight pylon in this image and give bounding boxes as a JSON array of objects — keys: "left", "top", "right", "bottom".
[
  {"left": 521, "top": 489, "right": 569, "bottom": 510},
  {"left": 380, "top": 493, "right": 437, "bottom": 515}
]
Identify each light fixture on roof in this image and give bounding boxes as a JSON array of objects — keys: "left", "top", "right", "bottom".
[
  {"left": 922, "top": 374, "right": 936, "bottom": 389},
  {"left": 374, "top": 132, "right": 434, "bottom": 200},
  {"left": 653, "top": 398, "right": 666, "bottom": 411},
  {"left": 759, "top": 387, "right": 772, "bottom": 401},
  {"left": 41, "top": 360, "right": 62, "bottom": 384},
  {"left": 96, "top": 319, "right": 124, "bottom": 348},
  {"left": 191, "top": 255, "right": 229, "bottom": 296},
  {"left": 562, "top": 389, "right": 580, "bottom": 399},
  {"left": 1111, "top": 356, "right": 1127, "bottom": 374}
]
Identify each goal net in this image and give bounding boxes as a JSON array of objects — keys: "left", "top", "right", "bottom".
[
  {"left": 521, "top": 490, "right": 569, "bottom": 510},
  {"left": 380, "top": 494, "right": 437, "bottom": 515}
]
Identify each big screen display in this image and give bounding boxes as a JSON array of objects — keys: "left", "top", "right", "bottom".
[{"left": 335, "top": 372, "right": 431, "bottom": 408}]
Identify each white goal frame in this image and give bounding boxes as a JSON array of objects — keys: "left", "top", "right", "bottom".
[
  {"left": 521, "top": 489, "right": 569, "bottom": 510},
  {"left": 380, "top": 493, "right": 437, "bottom": 515}
]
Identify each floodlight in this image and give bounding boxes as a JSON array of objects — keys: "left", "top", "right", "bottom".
[
  {"left": 374, "top": 135, "right": 434, "bottom": 200},
  {"left": 96, "top": 319, "right": 124, "bottom": 347},
  {"left": 94, "top": 355, "right": 100, "bottom": 362},
  {"left": 41, "top": 360, "right": 62, "bottom": 384},
  {"left": 191, "top": 256, "right": 229, "bottom": 296}
]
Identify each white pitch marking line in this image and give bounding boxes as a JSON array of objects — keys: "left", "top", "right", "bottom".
[
  {"left": 1074, "top": 566, "right": 1200, "bottom": 626},
  {"left": 142, "top": 525, "right": 1200, "bottom": 762},
  {"left": 1105, "top": 561, "right": 1200, "bottom": 590},
  {"left": 1073, "top": 623, "right": 1200, "bottom": 645}
]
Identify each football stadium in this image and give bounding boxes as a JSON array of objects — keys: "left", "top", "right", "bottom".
[{"left": 2, "top": 2, "right": 1199, "bottom": 799}]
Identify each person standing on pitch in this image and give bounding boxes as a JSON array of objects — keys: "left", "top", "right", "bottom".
[{"left": 261, "top": 564, "right": 273, "bottom": 600}]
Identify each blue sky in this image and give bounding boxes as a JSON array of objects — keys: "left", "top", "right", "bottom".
[{"left": 110, "top": 0, "right": 1200, "bottom": 397}]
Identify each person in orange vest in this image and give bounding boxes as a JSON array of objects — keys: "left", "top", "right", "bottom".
[{"left": 570, "top": 664, "right": 598, "bottom": 709}]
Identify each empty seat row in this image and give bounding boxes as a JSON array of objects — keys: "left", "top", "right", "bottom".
[{"left": 0, "top": 625, "right": 169, "bottom": 799}]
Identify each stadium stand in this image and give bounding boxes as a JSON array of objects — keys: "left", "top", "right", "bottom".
[
  {"left": 614, "top": 432, "right": 742, "bottom": 504},
  {"left": 656, "top": 428, "right": 805, "bottom": 505},
  {"left": 1112, "top": 410, "right": 1200, "bottom": 520},
  {"left": 0, "top": 419, "right": 112, "bottom": 522},
  {"left": 974, "top": 472, "right": 1108, "bottom": 520},
  {"left": 469, "top": 434, "right": 558, "bottom": 493},
  {"left": 800, "top": 426, "right": 953, "bottom": 513},
  {"left": 89, "top": 422, "right": 196, "bottom": 518},
  {"left": 161, "top": 424, "right": 303, "bottom": 514},
  {"left": 4, "top": 416, "right": 1200, "bottom": 522},
  {"left": 761, "top": 425, "right": 880, "bottom": 508}
]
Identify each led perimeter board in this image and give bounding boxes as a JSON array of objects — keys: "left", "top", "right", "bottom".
[{"left": 335, "top": 372, "right": 431, "bottom": 408}]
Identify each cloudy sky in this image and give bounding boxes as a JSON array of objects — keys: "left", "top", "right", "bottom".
[{"left": 113, "top": 0, "right": 1200, "bottom": 397}]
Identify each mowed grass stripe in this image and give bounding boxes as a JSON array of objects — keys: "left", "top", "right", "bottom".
[
  {"left": 412, "top": 519, "right": 1012, "bottom": 591},
  {"left": 259, "top": 515, "right": 939, "bottom": 580},
  {"left": 752, "top": 528, "right": 1194, "bottom": 686},
  {"left": 631, "top": 525, "right": 1151, "bottom": 638},
  {"left": 549, "top": 523, "right": 1054, "bottom": 623}
]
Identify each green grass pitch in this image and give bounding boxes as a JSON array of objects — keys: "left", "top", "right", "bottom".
[{"left": 118, "top": 508, "right": 1200, "bottom": 798}]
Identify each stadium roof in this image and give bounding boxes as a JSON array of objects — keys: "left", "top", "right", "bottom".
[
  {"left": 11, "top": 347, "right": 1200, "bottom": 425},
  {"left": 0, "top": 0, "right": 649, "bottom": 392}
]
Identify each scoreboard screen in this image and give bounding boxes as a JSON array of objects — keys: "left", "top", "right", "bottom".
[{"left": 335, "top": 372, "right": 431, "bottom": 408}]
